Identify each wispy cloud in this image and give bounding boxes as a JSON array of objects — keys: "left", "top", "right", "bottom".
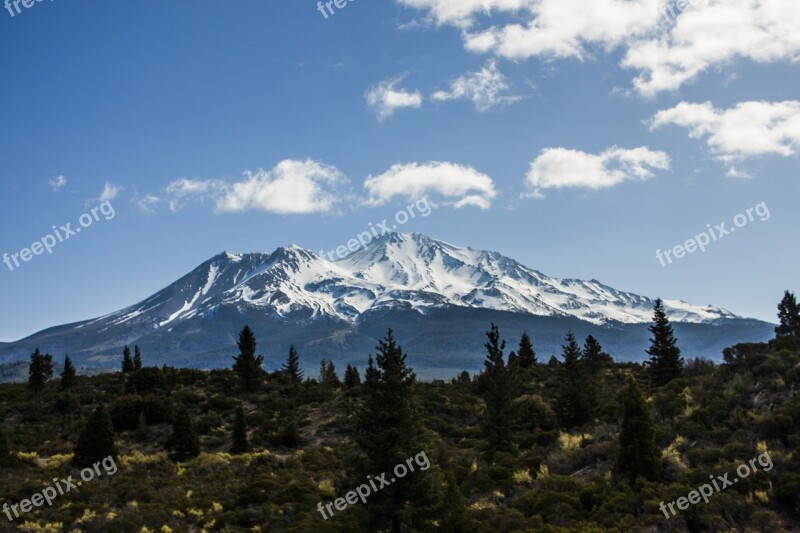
[
  {"left": 431, "top": 60, "right": 521, "bottom": 112},
  {"left": 99, "top": 182, "right": 120, "bottom": 202},
  {"left": 365, "top": 76, "right": 423, "bottom": 121},
  {"left": 48, "top": 175, "right": 67, "bottom": 191}
]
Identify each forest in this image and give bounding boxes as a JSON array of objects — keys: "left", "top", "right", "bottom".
[{"left": 0, "top": 293, "right": 799, "bottom": 532}]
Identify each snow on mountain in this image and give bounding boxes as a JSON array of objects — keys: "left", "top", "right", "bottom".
[{"left": 93, "top": 232, "right": 737, "bottom": 332}]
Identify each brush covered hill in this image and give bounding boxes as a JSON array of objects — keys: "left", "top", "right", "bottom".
[{"left": 0, "top": 335, "right": 798, "bottom": 532}]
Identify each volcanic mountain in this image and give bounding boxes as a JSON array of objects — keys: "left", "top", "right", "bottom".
[{"left": 0, "top": 233, "right": 772, "bottom": 378}]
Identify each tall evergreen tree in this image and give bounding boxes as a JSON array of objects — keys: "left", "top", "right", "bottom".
[
  {"left": 775, "top": 290, "right": 800, "bottom": 339},
  {"left": 555, "top": 331, "right": 593, "bottom": 429},
  {"left": 319, "top": 359, "right": 341, "bottom": 388},
  {"left": 28, "top": 348, "right": 53, "bottom": 392},
  {"left": 343, "top": 364, "right": 361, "bottom": 388},
  {"left": 647, "top": 299, "right": 684, "bottom": 386},
  {"left": 583, "top": 335, "right": 612, "bottom": 375},
  {"left": 60, "top": 355, "right": 77, "bottom": 391},
  {"left": 479, "top": 323, "right": 519, "bottom": 457},
  {"left": 121, "top": 345, "right": 134, "bottom": 374},
  {"left": 281, "top": 345, "right": 304, "bottom": 384},
  {"left": 133, "top": 345, "right": 143, "bottom": 371},
  {"left": 355, "top": 330, "right": 438, "bottom": 532},
  {"left": 73, "top": 405, "right": 117, "bottom": 468},
  {"left": 232, "top": 325, "right": 264, "bottom": 392},
  {"left": 615, "top": 375, "right": 661, "bottom": 484},
  {"left": 507, "top": 351, "right": 519, "bottom": 370},
  {"left": 229, "top": 406, "right": 249, "bottom": 454},
  {"left": 166, "top": 405, "right": 200, "bottom": 462},
  {"left": 517, "top": 332, "right": 537, "bottom": 369}
]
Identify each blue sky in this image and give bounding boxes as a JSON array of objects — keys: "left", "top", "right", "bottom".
[{"left": 1, "top": 0, "right": 798, "bottom": 340}]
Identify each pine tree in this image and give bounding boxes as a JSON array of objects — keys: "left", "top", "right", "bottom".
[
  {"left": 517, "top": 332, "right": 537, "bottom": 369},
  {"left": 281, "top": 345, "right": 304, "bottom": 384},
  {"left": 555, "top": 331, "right": 593, "bottom": 429},
  {"left": 166, "top": 405, "right": 200, "bottom": 462},
  {"left": 60, "top": 355, "right": 77, "bottom": 391},
  {"left": 73, "top": 405, "right": 117, "bottom": 468},
  {"left": 343, "top": 364, "right": 361, "bottom": 388},
  {"left": 507, "top": 351, "right": 519, "bottom": 369},
  {"left": 615, "top": 375, "right": 661, "bottom": 484},
  {"left": 28, "top": 348, "right": 53, "bottom": 392},
  {"left": 319, "top": 359, "right": 341, "bottom": 388},
  {"left": 133, "top": 345, "right": 143, "bottom": 371},
  {"left": 647, "top": 299, "right": 684, "bottom": 387},
  {"left": 232, "top": 325, "right": 264, "bottom": 392},
  {"left": 121, "top": 346, "right": 134, "bottom": 373},
  {"left": 775, "top": 291, "right": 800, "bottom": 339},
  {"left": 230, "top": 406, "right": 249, "bottom": 454},
  {"left": 355, "top": 329, "right": 439, "bottom": 532},
  {"left": 583, "top": 335, "right": 612, "bottom": 375},
  {"left": 479, "top": 323, "right": 519, "bottom": 457}
]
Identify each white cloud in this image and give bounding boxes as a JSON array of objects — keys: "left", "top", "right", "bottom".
[
  {"left": 99, "top": 182, "right": 120, "bottom": 202},
  {"left": 365, "top": 77, "right": 423, "bottom": 121},
  {"left": 364, "top": 161, "right": 497, "bottom": 209},
  {"left": 48, "top": 175, "right": 67, "bottom": 191},
  {"left": 726, "top": 167, "right": 752, "bottom": 179},
  {"left": 624, "top": 0, "right": 800, "bottom": 96},
  {"left": 463, "top": 0, "right": 663, "bottom": 60},
  {"left": 216, "top": 160, "right": 346, "bottom": 214},
  {"left": 525, "top": 146, "right": 670, "bottom": 197},
  {"left": 164, "top": 159, "right": 348, "bottom": 215},
  {"left": 650, "top": 100, "right": 800, "bottom": 162},
  {"left": 399, "top": 0, "right": 800, "bottom": 96},
  {"left": 431, "top": 60, "right": 521, "bottom": 111}
]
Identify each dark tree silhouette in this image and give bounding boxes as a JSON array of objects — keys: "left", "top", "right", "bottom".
[
  {"left": 28, "top": 348, "right": 53, "bottom": 392},
  {"left": 60, "top": 354, "right": 77, "bottom": 391},
  {"left": 281, "top": 345, "right": 304, "bottom": 384},
  {"left": 232, "top": 326, "right": 264, "bottom": 392},
  {"left": 73, "top": 405, "right": 117, "bottom": 468},
  {"left": 166, "top": 405, "right": 200, "bottom": 462},
  {"left": 121, "top": 345, "right": 134, "bottom": 374},
  {"left": 229, "top": 406, "right": 249, "bottom": 455},
  {"left": 615, "top": 375, "right": 661, "bottom": 485},
  {"left": 647, "top": 299, "right": 684, "bottom": 387}
]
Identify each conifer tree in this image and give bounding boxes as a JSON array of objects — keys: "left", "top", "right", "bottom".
[
  {"left": 121, "top": 345, "right": 134, "bottom": 373},
  {"left": 73, "top": 405, "right": 117, "bottom": 468},
  {"left": 647, "top": 299, "right": 684, "bottom": 386},
  {"left": 28, "top": 348, "right": 53, "bottom": 392},
  {"left": 507, "top": 351, "right": 519, "bottom": 369},
  {"left": 583, "top": 335, "right": 612, "bottom": 375},
  {"left": 133, "top": 345, "right": 143, "bottom": 371},
  {"left": 232, "top": 325, "right": 264, "bottom": 392},
  {"left": 479, "top": 323, "right": 519, "bottom": 457},
  {"left": 319, "top": 359, "right": 341, "bottom": 388},
  {"left": 555, "top": 331, "right": 593, "bottom": 429},
  {"left": 166, "top": 405, "right": 200, "bottom": 462},
  {"left": 343, "top": 364, "right": 361, "bottom": 388},
  {"left": 775, "top": 290, "right": 800, "bottom": 339},
  {"left": 230, "top": 406, "right": 249, "bottom": 454},
  {"left": 281, "top": 345, "right": 304, "bottom": 384},
  {"left": 60, "top": 354, "right": 77, "bottom": 391},
  {"left": 517, "top": 331, "right": 537, "bottom": 369},
  {"left": 615, "top": 375, "right": 661, "bottom": 484},
  {"left": 355, "top": 330, "right": 439, "bottom": 531}
]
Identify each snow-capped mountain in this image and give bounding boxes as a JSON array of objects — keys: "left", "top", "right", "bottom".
[
  {"left": 103, "top": 232, "right": 734, "bottom": 330},
  {"left": 0, "top": 233, "right": 771, "bottom": 376}
]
